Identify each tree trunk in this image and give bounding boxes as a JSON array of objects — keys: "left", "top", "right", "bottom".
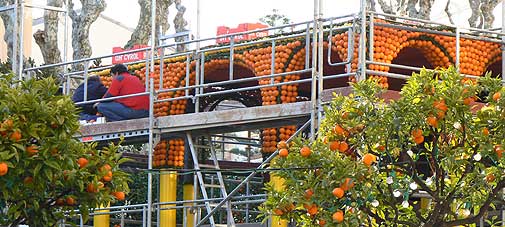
[
  {"left": 0, "top": 0, "right": 17, "bottom": 68},
  {"left": 468, "top": 0, "right": 482, "bottom": 28},
  {"left": 33, "top": 0, "right": 63, "bottom": 69},
  {"left": 124, "top": 0, "right": 172, "bottom": 49},
  {"left": 377, "top": 0, "right": 395, "bottom": 15},
  {"left": 481, "top": 0, "right": 500, "bottom": 29},
  {"left": 68, "top": 0, "right": 106, "bottom": 71},
  {"left": 173, "top": 0, "right": 188, "bottom": 52}
]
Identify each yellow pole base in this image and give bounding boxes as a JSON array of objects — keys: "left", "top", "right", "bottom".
[
  {"left": 94, "top": 203, "right": 110, "bottom": 227},
  {"left": 160, "top": 171, "right": 177, "bottom": 227},
  {"left": 270, "top": 174, "right": 287, "bottom": 227},
  {"left": 183, "top": 184, "right": 195, "bottom": 227}
]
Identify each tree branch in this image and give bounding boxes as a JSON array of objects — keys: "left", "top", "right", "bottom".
[{"left": 444, "top": 180, "right": 505, "bottom": 226}]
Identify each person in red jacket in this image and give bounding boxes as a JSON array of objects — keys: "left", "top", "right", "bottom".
[{"left": 95, "top": 64, "right": 149, "bottom": 121}]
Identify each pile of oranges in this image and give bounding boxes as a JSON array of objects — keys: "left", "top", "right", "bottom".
[{"left": 153, "top": 139, "right": 185, "bottom": 168}]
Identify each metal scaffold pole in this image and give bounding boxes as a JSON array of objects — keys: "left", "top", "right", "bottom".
[
  {"left": 309, "top": 0, "right": 319, "bottom": 140},
  {"left": 502, "top": 0, "right": 505, "bottom": 84},
  {"left": 147, "top": 0, "right": 157, "bottom": 226},
  {"left": 358, "top": 0, "right": 366, "bottom": 82}
]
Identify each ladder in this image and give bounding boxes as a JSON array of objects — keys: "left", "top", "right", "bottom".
[{"left": 186, "top": 132, "right": 235, "bottom": 227}]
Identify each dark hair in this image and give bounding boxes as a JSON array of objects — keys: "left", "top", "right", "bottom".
[
  {"left": 110, "top": 64, "right": 129, "bottom": 75},
  {"left": 87, "top": 75, "right": 100, "bottom": 81}
]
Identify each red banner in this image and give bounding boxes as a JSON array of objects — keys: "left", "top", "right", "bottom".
[
  {"left": 216, "top": 23, "right": 268, "bottom": 44},
  {"left": 112, "top": 44, "right": 149, "bottom": 64}
]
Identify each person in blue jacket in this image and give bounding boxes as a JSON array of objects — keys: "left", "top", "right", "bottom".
[{"left": 72, "top": 75, "right": 108, "bottom": 121}]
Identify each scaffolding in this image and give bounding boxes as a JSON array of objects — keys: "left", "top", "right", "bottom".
[{"left": 3, "top": 0, "right": 505, "bottom": 226}]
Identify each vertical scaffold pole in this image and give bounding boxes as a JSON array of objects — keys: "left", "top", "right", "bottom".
[
  {"left": 502, "top": 0, "right": 505, "bottom": 84},
  {"left": 147, "top": 0, "right": 156, "bottom": 226},
  {"left": 12, "top": 0, "right": 18, "bottom": 74},
  {"left": 358, "top": 0, "right": 367, "bottom": 82},
  {"left": 317, "top": 0, "right": 324, "bottom": 129},
  {"left": 309, "top": 0, "right": 319, "bottom": 140},
  {"left": 17, "top": 0, "right": 23, "bottom": 80}
]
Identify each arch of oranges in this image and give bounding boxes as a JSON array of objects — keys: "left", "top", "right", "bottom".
[{"left": 92, "top": 20, "right": 502, "bottom": 167}]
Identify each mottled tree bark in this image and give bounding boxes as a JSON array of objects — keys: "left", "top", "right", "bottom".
[
  {"left": 0, "top": 0, "right": 15, "bottom": 63},
  {"left": 468, "top": 0, "right": 482, "bottom": 28},
  {"left": 173, "top": 0, "right": 188, "bottom": 52},
  {"left": 33, "top": 0, "right": 63, "bottom": 68},
  {"left": 406, "top": 0, "right": 434, "bottom": 20},
  {"left": 468, "top": 0, "right": 500, "bottom": 28},
  {"left": 444, "top": 0, "right": 455, "bottom": 25},
  {"left": 124, "top": 0, "right": 172, "bottom": 49},
  {"left": 377, "top": 0, "right": 394, "bottom": 15},
  {"left": 68, "top": 0, "right": 106, "bottom": 71},
  {"left": 481, "top": 0, "right": 500, "bottom": 29}
]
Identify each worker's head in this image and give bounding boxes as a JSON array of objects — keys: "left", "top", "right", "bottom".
[
  {"left": 87, "top": 75, "right": 100, "bottom": 81},
  {"left": 110, "top": 64, "right": 129, "bottom": 76}
]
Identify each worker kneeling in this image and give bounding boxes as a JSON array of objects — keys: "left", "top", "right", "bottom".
[{"left": 95, "top": 64, "right": 149, "bottom": 122}]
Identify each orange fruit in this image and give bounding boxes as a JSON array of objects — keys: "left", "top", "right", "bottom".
[
  {"left": 277, "top": 141, "right": 288, "bottom": 149},
  {"left": 304, "top": 188, "right": 314, "bottom": 199},
  {"left": 2, "top": 119, "right": 13, "bottom": 129},
  {"left": 340, "top": 178, "right": 354, "bottom": 191},
  {"left": 318, "top": 219, "right": 327, "bottom": 226},
  {"left": 486, "top": 173, "right": 495, "bottom": 182},
  {"left": 55, "top": 198, "right": 65, "bottom": 206},
  {"left": 333, "top": 125, "right": 346, "bottom": 136},
  {"left": 414, "top": 135, "right": 424, "bottom": 145},
  {"left": 411, "top": 129, "right": 423, "bottom": 138},
  {"left": 23, "top": 176, "right": 33, "bottom": 184},
  {"left": 332, "top": 210, "right": 344, "bottom": 223},
  {"left": 463, "top": 97, "right": 474, "bottom": 105},
  {"left": 363, "top": 153, "right": 377, "bottom": 166},
  {"left": 338, "top": 141, "right": 349, "bottom": 153},
  {"left": 307, "top": 204, "right": 318, "bottom": 215},
  {"left": 102, "top": 171, "right": 113, "bottom": 182},
  {"left": 66, "top": 197, "right": 76, "bottom": 206},
  {"left": 112, "top": 191, "right": 125, "bottom": 201},
  {"left": 9, "top": 130, "right": 21, "bottom": 141},
  {"left": 26, "top": 145, "right": 39, "bottom": 156},
  {"left": 329, "top": 141, "right": 341, "bottom": 151},
  {"left": 300, "top": 146, "right": 312, "bottom": 157},
  {"left": 493, "top": 92, "right": 501, "bottom": 101},
  {"left": 77, "top": 158, "right": 88, "bottom": 169},
  {"left": 87, "top": 183, "right": 98, "bottom": 193},
  {"left": 273, "top": 208, "right": 284, "bottom": 216},
  {"left": 332, "top": 187, "right": 344, "bottom": 198},
  {"left": 495, "top": 145, "right": 503, "bottom": 158},
  {"left": 0, "top": 162, "right": 8, "bottom": 176},
  {"left": 426, "top": 116, "right": 438, "bottom": 127},
  {"left": 482, "top": 127, "right": 489, "bottom": 136},
  {"left": 100, "top": 164, "right": 112, "bottom": 172},
  {"left": 279, "top": 148, "right": 289, "bottom": 157}
]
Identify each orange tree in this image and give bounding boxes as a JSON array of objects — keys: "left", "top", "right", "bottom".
[
  {"left": 0, "top": 74, "right": 130, "bottom": 226},
  {"left": 261, "top": 67, "right": 505, "bottom": 226}
]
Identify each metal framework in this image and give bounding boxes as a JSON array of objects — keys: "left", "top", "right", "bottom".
[{"left": 4, "top": 0, "right": 505, "bottom": 226}]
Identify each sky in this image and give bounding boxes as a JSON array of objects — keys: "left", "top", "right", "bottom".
[{"left": 29, "top": 0, "right": 504, "bottom": 39}]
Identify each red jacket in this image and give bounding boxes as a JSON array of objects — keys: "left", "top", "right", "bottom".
[{"left": 104, "top": 72, "right": 149, "bottom": 110}]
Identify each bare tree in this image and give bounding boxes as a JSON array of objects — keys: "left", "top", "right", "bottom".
[
  {"left": 33, "top": 0, "right": 63, "bottom": 68},
  {"left": 0, "top": 0, "right": 19, "bottom": 70},
  {"left": 124, "top": 0, "right": 171, "bottom": 49},
  {"left": 173, "top": 0, "right": 188, "bottom": 52},
  {"left": 68, "top": 0, "right": 106, "bottom": 70}
]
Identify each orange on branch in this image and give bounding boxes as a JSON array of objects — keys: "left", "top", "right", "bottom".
[
  {"left": 332, "top": 210, "right": 344, "bottom": 223},
  {"left": 279, "top": 148, "right": 289, "bottom": 157},
  {"left": 332, "top": 187, "right": 345, "bottom": 198},
  {"left": 300, "top": 146, "right": 312, "bottom": 157},
  {"left": 0, "top": 162, "right": 8, "bottom": 176}
]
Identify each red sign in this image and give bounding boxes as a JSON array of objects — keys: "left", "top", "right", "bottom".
[
  {"left": 216, "top": 23, "right": 269, "bottom": 44},
  {"left": 112, "top": 44, "right": 149, "bottom": 64}
]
